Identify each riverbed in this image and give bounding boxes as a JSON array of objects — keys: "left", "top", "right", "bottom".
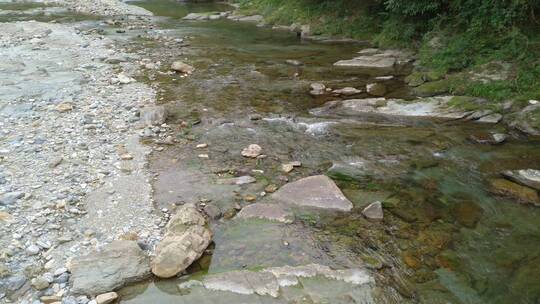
[{"left": 114, "top": 1, "right": 540, "bottom": 303}]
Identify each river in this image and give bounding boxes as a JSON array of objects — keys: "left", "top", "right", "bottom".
[{"left": 3, "top": 0, "right": 538, "bottom": 302}]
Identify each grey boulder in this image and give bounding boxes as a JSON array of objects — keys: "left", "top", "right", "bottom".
[
  {"left": 271, "top": 175, "right": 353, "bottom": 211},
  {"left": 69, "top": 240, "right": 151, "bottom": 295},
  {"left": 140, "top": 106, "right": 167, "bottom": 126}
]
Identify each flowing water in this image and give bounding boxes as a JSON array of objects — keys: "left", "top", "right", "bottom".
[
  {"left": 114, "top": 1, "right": 540, "bottom": 303},
  {"left": 5, "top": 0, "right": 539, "bottom": 302}
]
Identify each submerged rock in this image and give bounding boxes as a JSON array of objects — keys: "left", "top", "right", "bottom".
[
  {"left": 310, "top": 96, "right": 469, "bottom": 120},
  {"left": 179, "top": 264, "right": 374, "bottom": 299},
  {"left": 151, "top": 204, "right": 212, "bottom": 278},
  {"left": 489, "top": 179, "right": 540, "bottom": 206},
  {"left": 452, "top": 201, "right": 483, "bottom": 228},
  {"left": 502, "top": 169, "right": 540, "bottom": 191},
  {"left": 69, "top": 241, "right": 151, "bottom": 295},
  {"left": 203, "top": 270, "right": 280, "bottom": 297},
  {"left": 236, "top": 203, "right": 294, "bottom": 223},
  {"left": 271, "top": 175, "right": 353, "bottom": 211}
]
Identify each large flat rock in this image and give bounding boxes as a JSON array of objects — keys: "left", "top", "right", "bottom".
[
  {"left": 236, "top": 203, "right": 294, "bottom": 223},
  {"left": 502, "top": 169, "right": 540, "bottom": 191},
  {"left": 334, "top": 55, "right": 396, "bottom": 75},
  {"left": 177, "top": 264, "right": 374, "bottom": 301},
  {"left": 69, "top": 241, "right": 151, "bottom": 295},
  {"left": 333, "top": 49, "right": 413, "bottom": 75},
  {"left": 271, "top": 175, "right": 353, "bottom": 211},
  {"left": 310, "top": 96, "right": 469, "bottom": 120}
]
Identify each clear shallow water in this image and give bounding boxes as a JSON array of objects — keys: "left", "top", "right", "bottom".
[{"left": 120, "top": 1, "right": 540, "bottom": 303}]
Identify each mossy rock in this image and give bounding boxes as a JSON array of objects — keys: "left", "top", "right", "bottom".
[
  {"left": 405, "top": 72, "right": 426, "bottom": 87},
  {"left": 489, "top": 178, "right": 540, "bottom": 205},
  {"left": 447, "top": 96, "right": 481, "bottom": 111},
  {"left": 414, "top": 79, "right": 451, "bottom": 97},
  {"left": 425, "top": 70, "right": 446, "bottom": 82},
  {"left": 451, "top": 200, "right": 483, "bottom": 228},
  {"left": 382, "top": 197, "right": 401, "bottom": 212}
]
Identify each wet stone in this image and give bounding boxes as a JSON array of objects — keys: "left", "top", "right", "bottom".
[
  {"left": 151, "top": 204, "right": 213, "bottom": 278},
  {"left": 69, "top": 241, "right": 151, "bottom": 295},
  {"left": 362, "top": 201, "right": 383, "bottom": 220},
  {"left": 502, "top": 169, "right": 540, "bottom": 191},
  {"left": 476, "top": 113, "right": 503, "bottom": 123},
  {"left": 272, "top": 175, "right": 353, "bottom": 211},
  {"left": 95, "top": 292, "right": 118, "bottom": 304},
  {"left": 236, "top": 203, "right": 294, "bottom": 223},
  {"left": 489, "top": 178, "right": 540, "bottom": 206},
  {"left": 469, "top": 132, "right": 507, "bottom": 145},
  {"left": 203, "top": 204, "right": 222, "bottom": 220},
  {"left": 452, "top": 201, "right": 484, "bottom": 228}
]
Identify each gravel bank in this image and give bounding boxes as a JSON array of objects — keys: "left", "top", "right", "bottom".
[{"left": 0, "top": 2, "right": 162, "bottom": 301}]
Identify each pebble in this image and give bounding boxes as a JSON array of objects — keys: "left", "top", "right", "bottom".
[
  {"left": 264, "top": 184, "right": 278, "bottom": 193},
  {"left": 241, "top": 144, "right": 262, "bottom": 158},
  {"left": 26, "top": 244, "right": 41, "bottom": 256},
  {"left": 31, "top": 276, "right": 50, "bottom": 290},
  {"left": 96, "top": 292, "right": 118, "bottom": 304}
]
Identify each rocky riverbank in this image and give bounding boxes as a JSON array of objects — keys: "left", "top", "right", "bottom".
[{"left": 0, "top": 1, "right": 166, "bottom": 303}]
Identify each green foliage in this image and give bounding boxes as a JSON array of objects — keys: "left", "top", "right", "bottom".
[{"left": 236, "top": 0, "right": 540, "bottom": 102}]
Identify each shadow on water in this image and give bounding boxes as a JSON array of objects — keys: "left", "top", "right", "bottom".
[{"left": 116, "top": 1, "right": 540, "bottom": 303}]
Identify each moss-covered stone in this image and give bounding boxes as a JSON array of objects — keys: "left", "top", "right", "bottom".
[
  {"left": 489, "top": 178, "right": 540, "bottom": 205},
  {"left": 447, "top": 96, "right": 482, "bottom": 111},
  {"left": 405, "top": 72, "right": 426, "bottom": 87},
  {"left": 452, "top": 200, "right": 484, "bottom": 228},
  {"left": 425, "top": 70, "right": 446, "bottom": 82},
  {"left": 414, "top": 79, "right": 451, "bottom": 97}
]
